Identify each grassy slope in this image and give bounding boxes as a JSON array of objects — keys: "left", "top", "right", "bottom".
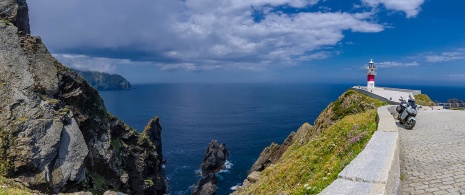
[
  {"left": 236, "top": 89, "right": 387, "bottom": 194},
  {"left": 414, "top": 94, "right": 435, "bottom": 106}
]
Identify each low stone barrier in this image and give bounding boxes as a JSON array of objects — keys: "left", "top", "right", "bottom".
[
  {"left": 319, "top": 106, "right": 400, "bottom": 195},
  {"left": 352, "top": 87, "right": 399, "bottom": 105},
  {"left": 381, "top": 87, "right": 421, "bottom": 95}
]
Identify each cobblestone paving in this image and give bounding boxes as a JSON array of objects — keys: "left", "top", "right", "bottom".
[{"left": 399, "top": 109, "right": 465, "bottom": 195}]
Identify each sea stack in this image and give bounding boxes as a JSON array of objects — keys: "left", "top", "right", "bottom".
[{"left": 192, "top": 140, "right": 229, "bottom": 195}]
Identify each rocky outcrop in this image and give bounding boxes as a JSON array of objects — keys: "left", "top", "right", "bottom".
[
  {"left": 73, "top": 69, "right": 131, "bottom": 90},
  {"left": 249, "top": 122, "right": 311, "bottom": 172},
  {"left": 191, "top": 140, "right": 229, "bottom": 195},
  {"left": 0, "top": 1, "right": 166, "bottom": 194},
  {"left": 0, "top": 0, "right": 29, "bottom": 34}
]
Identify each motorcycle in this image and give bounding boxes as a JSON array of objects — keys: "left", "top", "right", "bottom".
[{"left": 396, "top": 98, "right": 418, "bottom": 129}]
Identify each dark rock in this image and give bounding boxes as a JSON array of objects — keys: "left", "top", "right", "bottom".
[
  {"left": 0, "top": 1, "right": 167, "bottom": 194},
  {"left": 191, "top": 174, "right": 217, "bottom": 195},
  {"left": 142, "top": 116, "right": 163, "bottom": 160},
  {"left": 73, "top": 69, "right": 131, "bottom": 90},
  {"left": 191, "top": 140, "right": 229, "bottom": 195},
  {"left": 200, "top": 140, "right": 228, "bottom": 177},
  {"left": 0, "top": 0, "right": 30, "bottom": 34},
  {"left": 103, "top": 190, "right": 128, "bottom": 195},
  {"left": 249, "top": 123, "right": 311, "bottom": 172}
]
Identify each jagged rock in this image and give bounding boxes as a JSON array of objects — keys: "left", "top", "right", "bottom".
[
  {"left": 142, "top": 116, "right": 163, "bottom": 160},
  {"left": 103, "top": 191, "right": 127, "bottom": 195},
  {"left": 191, "top": 173, "right": 217, "bottom": 195},
  {"left": 246, "top": 171, "right": 260, "bottom": 183},
  {"left": 0, "top": 0, "right": 30, "bottom": 34},
  {"left": 119, "top": 173, "right": 128, "bottom": 185},
  {"left": 192, "top": 140, "right": 229, "bottom": 195},
  {"left": 249, "top": 123, "right": 311, "bottom": 172},
  {"left": 73, "top": 69, "right": 132, "bottom": 90},
  {"left": 200, "top": 140, "right": 228, "bottom": 177},
  {"left": 0, "top": 1, "right": 167, "bottom": 194}
]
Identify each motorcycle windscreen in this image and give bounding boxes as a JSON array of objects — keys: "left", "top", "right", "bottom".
[{"left": 401, "top": 110, "right": 409, "bottom": 120}]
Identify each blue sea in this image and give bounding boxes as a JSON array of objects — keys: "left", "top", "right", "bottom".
[{"left": 99, "top": 83, "right": 465, "bottom": 195}]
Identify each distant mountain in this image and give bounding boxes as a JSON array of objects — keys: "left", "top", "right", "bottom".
[{"left": 73, "top": 69, "right": 132, "bottom": 90}]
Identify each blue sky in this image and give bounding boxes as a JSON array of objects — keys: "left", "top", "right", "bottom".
[{"left": 28, "top": 0, "right": 465, "bottom": 85}]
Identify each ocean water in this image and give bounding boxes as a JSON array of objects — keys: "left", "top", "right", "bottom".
[{"left": 98, "top": 83, "right": 465, "bottom": 195}]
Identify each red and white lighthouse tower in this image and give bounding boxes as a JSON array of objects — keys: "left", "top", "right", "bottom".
[{"left": 366, "top": 59, "right": 377, "bottom": 88}]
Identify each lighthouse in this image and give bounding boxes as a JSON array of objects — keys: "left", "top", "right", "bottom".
[{"left": 366, "top": 59, "right": 377, "bottom": 88}]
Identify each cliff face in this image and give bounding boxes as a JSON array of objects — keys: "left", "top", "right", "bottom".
[
  {"left": 73, "top": 70, "right": 132, "bottom": 90},
  {"left": 232, "top": 89, "right": 387, "bottom": 194},
  {"left": 0, "top": 1, "right": 166, "bottom": 194}
]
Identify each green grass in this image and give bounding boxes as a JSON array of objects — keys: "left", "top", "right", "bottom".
[
  {"left": 238, "top": 110, "right": 379, "bottom": 194},
  {"left": 0, "top": 18, "right": 10, "bottom": 26},
  {"left": 0, "top": 176, "right": 31, "bottom": 195},
  {"left": 235, "top": 89, "right": 387, "bottom": 195},
  {"left": 414, "top": 94, "right": 435, "bottom": 106},
  {"left": 329, "top": 90, "right": 386, "bottom": 121}
]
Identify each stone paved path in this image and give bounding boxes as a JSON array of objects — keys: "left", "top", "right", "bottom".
[{"left": 399, "top": 109, "right": 465, "bottom": 195}]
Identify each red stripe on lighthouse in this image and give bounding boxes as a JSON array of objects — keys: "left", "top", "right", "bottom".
[{"left": 367, "top": 75, "right": 375, "bottom": 81}]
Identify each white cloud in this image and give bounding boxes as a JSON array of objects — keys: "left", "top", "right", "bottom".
[
  {"left": 53, "top": 54, "right": 131, "bottom": 73},
  {"left": 449, "top": 74, "right": 465, "bottom": 79},
  {"left": 425, "top": 49, "right": 465, "bottom": 62},
  {"left": 376, "top": 61, "right": 419, "bottom": 68},
  {"left": 362, "top": 0, "right": 425, "bottom": 18},
  {"left": 351, "top": 61, "right": 419, "bottom": 70},
  {"left": 29, "top": 0, "right": 384, "bottom": 71}
]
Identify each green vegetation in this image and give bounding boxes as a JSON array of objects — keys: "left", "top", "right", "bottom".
[
  {"left": 0, "top": 176, "right": 31, "bottom": 195},
  {"left": 236, "top": 89, "right": 387, "bottom": 195},
  {"left": 57, "top": 107, "right": 69, "bottom": 116},
  {"left": 0, "top": 18, "right": 10, "bottom": 26},
  {"left": 414, "top": 94, "right": 435, "bottom": 106},
  {"left": 329, "top": 90, "right": 387, "bottom": 121},
  {"left": 107, "top": 111, "right": 117, "bottom": 120},
  {"left": 240, "top": 111, "right": 378, "bottom": 194},
  {"left": 47, "top": 99, "right": 60, "bottom": 104},
  {"left": 144, "top": 179, "right": 154, "bottom": 186},
  {"left": 0, "top": 129, "right": 13, "bottom": 176}
]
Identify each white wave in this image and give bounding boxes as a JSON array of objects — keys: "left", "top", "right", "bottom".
[
  {"left": 230, "top": 183, "right": 242, "bottom": 191},
  {"left": 219, "top": 160, "right": 233, "bottom": 173},
  {"left": 225, "top": 160, "right": 233, "bottom": 169},
  {"left": 195, "top": 169, "right": 202, "bottom": 176}
]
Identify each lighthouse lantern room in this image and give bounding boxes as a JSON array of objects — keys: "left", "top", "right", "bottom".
[{"left": 366, "top": 59, "right": 377, "bottom": 88}]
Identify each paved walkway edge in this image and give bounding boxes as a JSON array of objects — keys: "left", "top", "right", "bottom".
[{"left": 320, "top": 106, "right": 400, "bottom": 195}]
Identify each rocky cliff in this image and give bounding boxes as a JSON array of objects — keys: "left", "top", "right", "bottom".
[
  {"left": 0, "top": 0, "right": 166, "bottom": 194},
  {"left": 73, "top": 70, "right": 131, "bottom": 91},
  {"left": 232, "top": 89, "right": 387, "bottom": 194}
]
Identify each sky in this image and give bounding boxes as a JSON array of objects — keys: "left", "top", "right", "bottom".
[{"left": 28, "top": 0, "right": 465, "bottom": 85}]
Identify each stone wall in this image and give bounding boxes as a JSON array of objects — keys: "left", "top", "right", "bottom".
[{"left": 319, "top": 106, "right": 400, "bottom": 195}]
